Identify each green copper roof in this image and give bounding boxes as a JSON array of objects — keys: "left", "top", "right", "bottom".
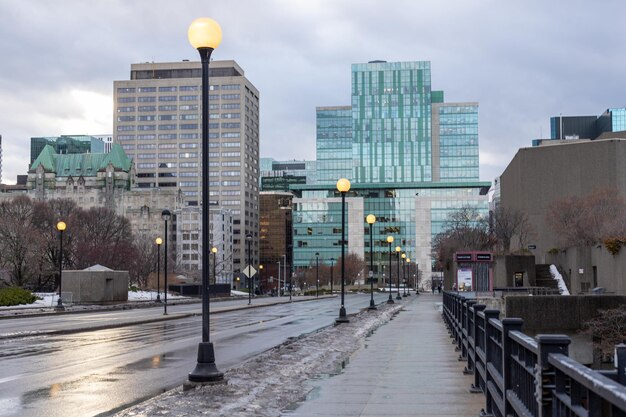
[
  {"left": 30, "top": 143, "right": 132, "bottom": 177},
  {"left": 30, "top": 145, "right": 56, "bottom": 171}
]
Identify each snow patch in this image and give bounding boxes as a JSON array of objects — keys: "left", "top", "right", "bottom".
[{"left": 549, "top": 265, "right": 570, "bottom": 295}]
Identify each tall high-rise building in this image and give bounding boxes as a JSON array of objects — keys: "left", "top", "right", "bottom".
[
  {"left": 293, "top": 60, "right": 488, "bottom": 287},
  {"left": 113, "top": 60, "right": 260, "bottom": 273}
]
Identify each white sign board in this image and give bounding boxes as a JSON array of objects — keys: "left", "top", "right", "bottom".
[
  {"left": 457, "top": 268, "right": 472, "bottom": 290},
  {"left": 243, "top": 265, "right": 257, "bottom": 278}
]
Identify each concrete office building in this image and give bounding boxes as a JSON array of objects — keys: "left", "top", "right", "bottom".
[
  {"left": 500, "top": 138, "right": 626, "bottom": 294},
  {"left": 294, "top": 61, "right": 488, "bottom": 286},
  {"left": 113, "top": 60, "right": 260, "bottom": 274}
]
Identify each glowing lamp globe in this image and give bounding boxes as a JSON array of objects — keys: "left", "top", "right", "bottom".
[
  {"left": 366, "top": 214, "right": 376, "bottom": 225},
  {"left": 336, "top": 178, "right": 351, "bottom": 193},
  {"left": 188, "top": 17, "right": 222, "bottom": 50},
  {"left": 56, "top": 221, "right": 66, "bottom": 232}
]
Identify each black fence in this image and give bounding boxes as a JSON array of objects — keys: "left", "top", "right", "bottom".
[{"left": 442, "top": 291, "right": 626, "bottom": 417}]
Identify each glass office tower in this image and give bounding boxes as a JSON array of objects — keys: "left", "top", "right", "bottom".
[
  {"left": 316, "top": 106, "right": 353, "bottom": 184},
  {"left": 352, "top": 61, "right": 432, "bottom": 183}
]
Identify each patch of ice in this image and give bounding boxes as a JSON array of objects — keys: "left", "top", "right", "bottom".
[{"left": 550, "top": 265, "right": 570, "bottom": 295}]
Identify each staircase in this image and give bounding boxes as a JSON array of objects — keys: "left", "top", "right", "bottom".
[{"left": 535, "top": 264, "right": 560, "bottom": 293}]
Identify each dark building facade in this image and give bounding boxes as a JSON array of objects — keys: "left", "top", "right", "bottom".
[{"left": 259, "top": 191, "right": 293, "bottom": 293}]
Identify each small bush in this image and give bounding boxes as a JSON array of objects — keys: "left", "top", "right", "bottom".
[
  {"left": 0, "top": 287, "right": 39, "bottom": 307},
  {"left": 129, "top": 285, "right": 140, "bottom": 292}
]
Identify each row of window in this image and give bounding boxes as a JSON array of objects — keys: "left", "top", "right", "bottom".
[{"left": 118, "top": 84, "right": 239, "bottom": 94}]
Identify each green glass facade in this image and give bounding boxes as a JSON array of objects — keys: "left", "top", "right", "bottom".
[
  {"left": 30, "top": 135, "right": 105, "bottom": 164},
  {"left": 316, "top": 106, "right": 353, "bottom": 184},
  {"left": 352, "top": 61, "right": 432, "bottom": 183},
  {"left": 437, "top": 104, "right": 479, "bottom": 182}
]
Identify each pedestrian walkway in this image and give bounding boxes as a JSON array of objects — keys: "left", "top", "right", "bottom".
[{"left": 284, "top": 294, "right": 485, "bottom": 417}]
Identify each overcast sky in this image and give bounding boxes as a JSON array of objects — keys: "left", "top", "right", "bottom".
[{"left": 1, "top": 0, "right": 625, "bottom": 184}]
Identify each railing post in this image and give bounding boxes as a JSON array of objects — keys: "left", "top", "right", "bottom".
[
  {"left": 461, "top": 300, "right": 477, "bottom": 362},
  {"left": 483, "top": 309, "right": 500, "bottom": 415},
  {"left": 471, "top": 304, "right": 486, "bottom": 393},
  {"left": 535, "top": 334, "right": 570, "bottom": 417},
  {"left": 616, "top": 343, "right": 626, "bottom": 386},
  {"left": 502, "top": 318, "right": 524, "bottom": 417}
]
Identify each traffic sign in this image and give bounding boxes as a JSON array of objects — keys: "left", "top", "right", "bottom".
[{"left": 243, "top": 265, "right": 257, "bottom": 278}]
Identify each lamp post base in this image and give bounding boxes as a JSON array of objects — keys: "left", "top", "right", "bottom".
[
  {"left": 335, "top": 306, "right": 349, "bottom": 324},
  {"left": 396, "top": 294, "right": 402, "bottom": 300},
  {"left": 54, "top": 304, "right": 65, "bottom": 312},
  {"left": 368, "top": 299, "right": 377, "bottom": 310},
  {"left": 156, "top": 294, "right": 161, "bottom": 302},
  {"left": 188, "top": 342, "right": 224, "bottom": 383},
  {"left": 387, "top": 294, "right": 395, "bottom": 304}
]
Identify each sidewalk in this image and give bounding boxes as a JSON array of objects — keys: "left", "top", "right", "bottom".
[{"left": 284, "top": 294, "right": 485, "bottom": 417}]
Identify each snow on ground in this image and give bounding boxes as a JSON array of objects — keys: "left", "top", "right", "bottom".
[
  {"left": 549, "top": 265, "right": 570, "bottom": 295},
  {"left": 114, "top": 303, "right": 405, "bottom": 417}
]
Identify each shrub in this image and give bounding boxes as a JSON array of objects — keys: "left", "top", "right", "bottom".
[
  {"left": 580, "top": 306, "right": 626, "bottom": 362},
  {"left": 0, "top": 287, "right": 39, "bottom": 307}
]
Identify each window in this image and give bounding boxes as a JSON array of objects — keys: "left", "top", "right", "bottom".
[
  {"left": 117, "top": 125, "right": 135, "bottom": 131},
  {"left": 222, "top": 171, "right": 241, "bottom": 176},
  {"left": 180, "top": 124, "right": 198, "bottom": 129},
  {"left": 137, "top": 163, "right": 156, "bottom": 168},
  {"left": 222, "top": 142, "right": 241, "bottom": 147},
  {"left": 159, "top": 86, "right": 177, "bottom": 92},
  {"left": 179, "top": 172, "right": 198, "bottom": 177},
  {"left": 222, "top": 124, "right": 240, "bottom": 130},
  {"left": 180, "top": 162, "right": 198, "bottom": 168},
  {"left": 138, "top": 115, "right": 156, "bottom": 121},
  {"left": 179, "top": 181, "right": 198, "bottom": 187},
  {"left": 117, "top": 116, "right": 135, "bottom": 122},
  {"left": 138, "top": 125, "right": 156, "bottom": 131},
  {"left": 221, "top": 84, "right": 240, "bottom": 90},
  {"left": 138, "top": 144, "right": 156, "bottom": 149},
  {"left": 181, "top": 133, "right": 198, "bottom": 139},
  {"left": 138, "top": 134, "right": 156, "bottom": 140},
  {"left": 180, "top": 152, "right": 198, "bottom": 158},
  {"left": 158, "top": 143, "right": 176, "bottom": 149},
  {"left": 180, "top": 86, "right": 198, "bottom": 91},
  {"left": 180, "top": 95, "right": 198, "bottom": 101},
  {"left": 159, "top": 105, "right": 177, "bottom": 111},
  {"left": 117, "top": 87, "right": 136, "bottom": 93},
  {"left": 158, "top": 153, "right": 177, "bottom": 158},
  {"left": 117, "top": 135, "right": 135, "bottom": 141},
  {"left": 138, "top": 87, "right": 156, "bottom": 92},
  {"left": 180, "top": 105, "right": 198, "bottom": 111},
  {"left": 221, "top": 113, "right": 240, "bottom": 119},
  {"left": 222, "top": 161, "right": 241, "bottom": 167},
  {"left": 159, "top": 115, "right": 176, "bottom": 121},
  {"left": 137, "top": 153, "right": 155, "bottom": 159},
  {"left": 158, "top": 124, "right": 177, "bottom": 130},
  {"left": 138, "top": 106, "right": 156, "bottom": 112},
  {"left": 222, "top": 103, "right": 240, "bottom": 109},
  {"left": 180, "top": 114, "right": 198, "bottom": 120},
  {"left": 158, "top": 134, "right": 177, "bottom": 140},
  {"left": 222, "top": 152, "right": 241, "bottom": 157},
  {"left": 222, "top": 94, "right": 240, "bottom": 100},
  {"left": 138, "top": 96, "right": 156, "bottom": 102},
  {"left": 159, "top": 96, "right": 177, "bottom": 102},
  {"left": 117, "top": 106, "right": 135, "bottom": 112},
  {"left": 117, "top": 97, "right": 135, "bottom": 103}
]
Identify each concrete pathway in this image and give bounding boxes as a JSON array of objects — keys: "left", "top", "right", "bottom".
[{"left": 284, "top": 294, "right": 485, "bottom": 417}]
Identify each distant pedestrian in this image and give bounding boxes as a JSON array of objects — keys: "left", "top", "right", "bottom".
[
  {"left": 437, "top": 285, "right": 442, "bottom": 294},
  {"left": 432, "top": 285, "right": 435, "bottom": 294}
]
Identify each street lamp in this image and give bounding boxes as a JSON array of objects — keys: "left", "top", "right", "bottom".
[
  {"left": 161, "top": 209, "right": 171, "bottom": 314},
  {"left": 395, "top": 245, "right": 402, "bottom": 300},
  {"left": 406, "top": 257, "right": 411, "bottom": 296},
  {"left": 259, "top": 264, "right": 263, "bottom": 295},
  {"left": 211, "top": 247, "right": 218, "bottom": 285},
  {"left": 315, "top": 252, "right": 319, "bottom": 298},
  {"left": 330, "top": 258, "right": 335, "bottom": 295},
  {"left": 156, "top": 237, "right": 163, "bottom": 302},
  {"left": 415, "top": 262, "right": 420, "bottom": 295},
  {"left": 187, "top": 16, "right": 224, "bottom": 384},
  {"left": 401, "top": 252, "right": 407, "bottom": 297},
  {"left": 366, "top": 214, "right": 377, "bottom": 310},
  {"left": 246, "top": 233, "right": 253, "bottom": 305},
  {"left": 55, "top": 221, "right": 66, "bottom": 311},
  {"left": 386, "top": 236, "right": 394, "bottom": 304},
  {"left": 336, "top": 178, "right": 350, "bottom": 324}
]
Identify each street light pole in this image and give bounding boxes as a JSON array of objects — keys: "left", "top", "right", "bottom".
[
  {"left": 336, "top": 178, "right": 350, "bottom": 324},
  {"left": 330, "top": 257, "right": 334, "bottom": 295},
  {"left": 259, "top": 264, "right": 263, "bottom": 295},
  {"left": 395, "top": 246, "right": 402, "bottom": 301},
  {"left": 211, "top": 247, "right": 217, "bottom": 285},
  {"left": 156, "top": 237, "right": 163, "bottom": 302},
  {"left": 246, "top": 233, "right": 252, "bottom": 305},
  {"left": 406, "top": 257, "right": 411, "bottom": 296},
  {"left": 55, "top": 221, "right": 66, "bottom": 311},
  {"left": 187, "top": 16, "right": 223, "bottom": 383},
  {"left": 315, "top": 252, "right": 319, "bottom": 298},
  {"left": 366, "top": 214, "right": 377, "bottom": 310},
  {"left": 401, "top": 252, "right": 407, "bottom": 297},
  {"left": 161, "top": 209, "right": 171, "bottom": 315},
  {"left": 386, "top": 236, "right": 394, "bottom": 304}
]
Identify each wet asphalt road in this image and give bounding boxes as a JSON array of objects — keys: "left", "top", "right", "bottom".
[{"left": 0, "top": 293, "right": 390, "bottom": 417}]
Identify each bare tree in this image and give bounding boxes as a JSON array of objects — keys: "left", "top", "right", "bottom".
[
  {"left": 546, "top": 188, "right": 626, "bottom": 247},
  {"left": 492, "top": 206, "right": 534, "bottom": 253}
]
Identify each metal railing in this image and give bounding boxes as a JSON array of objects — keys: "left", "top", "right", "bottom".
[{"left": 442, "top": 291, "right": 626, "bottom": 417}]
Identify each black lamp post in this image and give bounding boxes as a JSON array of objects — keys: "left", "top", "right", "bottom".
[
  {"left": 366, "top": 214, "right": 376, "bottom": 310},
  {"left": 336, "top": 178, "right": 350, "bottom": 324},
  {"left": 246, "top": 233, "right": 252, "bottom": 305},
  {"left": 405, "top": 257, "right": 411, "bottom": 296},
  {"left": 330, "top": 258, "right": 335, "bottom": 295},
  {"left": 156, "top": 237, "right": 162, "bottom": 302},
  {"left": 211, "top": 247, "right": 217, "bottom": 285},
  {"left": 259, "top": 264, "right": 264, "bottom": 295},
  {"left": 55, "top": 221, "right": 66, "bottom": 311},
  {"left": 315, "top": 252, "right": 319, "bottom": 298},
  {"left": 187, "top": 16, "right": 224, "bottom": 383},
  {"left": 161, "top": 209, "right": 171, "bottom": 315},
  {"left": 401, "top": 252, "right": 407, "bottom": 297},
  {"left": 395, "top": 246, "right": 402, "bottom": 301},
  {"left": 386, "top": 236, "right": 394, "bottom": 304},
  {"left": 416, "top": 262, "right": 420, "bottom": 295}
]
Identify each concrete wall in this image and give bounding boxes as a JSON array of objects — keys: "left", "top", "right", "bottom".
[
  {"left": 63, "top": 270, "right": 129, "bottom": 303},
  {"left": 503, "top": 295, "right": 626, "bottom": 332},
  {"left": 493, "top": 255, "right": 536, "bottom": 287}
]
